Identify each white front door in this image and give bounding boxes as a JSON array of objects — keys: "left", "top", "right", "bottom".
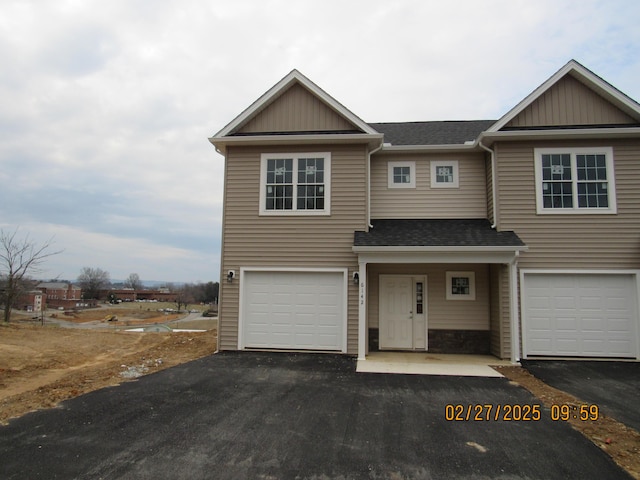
[{"left": 379, "top": 275, "right": 427, "bottom": 350}]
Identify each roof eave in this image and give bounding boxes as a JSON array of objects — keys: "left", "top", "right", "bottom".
[
  {"left": 376, "top": 143, "right": 480, "bottom": 154},
  {"left": 479, "top": 126, "right": 640, "bottom": 146},
  {"left": 352, "top": 245, "right": 527, "bottom": 264},
  {"left": 210, "top": 133, "right": 385, "bottom": 154},
  {"left": 352, "top": 245, "right": 527, "bottom": 253}
]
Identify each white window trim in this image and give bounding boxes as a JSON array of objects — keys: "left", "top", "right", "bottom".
[
  {"left": 534, "top": 147, "right": 617, "bottom": 215},
  {"left": 446, "top": 271, "right": 476, "bottom": 300},
  {"left": 388, "top": 161, "right": 416, "bottom": 189},
  {"left": 430, "top": 160, "right": 459, "bottom": 188},
  {"left": 259, "top": 152, "right": 331, "bottom": 216}
]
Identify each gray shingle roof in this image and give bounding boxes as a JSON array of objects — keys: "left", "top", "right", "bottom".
[
  {"left": 369, "top": 120, "right": 496, "bottom": 146},
  {"left": 354, "top": 219, "right": 525, "bottom": 248}
]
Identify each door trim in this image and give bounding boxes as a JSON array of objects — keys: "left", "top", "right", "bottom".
[{"left": 379, "top": 274, "right": 428, "bottom": 351}]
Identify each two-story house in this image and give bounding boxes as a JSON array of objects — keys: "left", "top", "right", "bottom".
[{"left": 209, "top": 60, "right": 640, "bottom": 363}]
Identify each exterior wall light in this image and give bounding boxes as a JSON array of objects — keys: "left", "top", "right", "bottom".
[{"left": 227, "top": 270, "right": 235, "bottom": 283}]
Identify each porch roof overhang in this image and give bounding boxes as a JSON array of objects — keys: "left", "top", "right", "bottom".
[{"left": 353, "top": 219, "right": 527, "bottom": 264}]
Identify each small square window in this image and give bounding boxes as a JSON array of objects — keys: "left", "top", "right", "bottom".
[
  {"left": 388, "top": 161, "right": 416, "bottom": 188},
  {"left": 446, "top": 271, "right": 476, "bottom": 300},
  {"left": 431, "top": 160, "right": 459, "bottom": 188}
]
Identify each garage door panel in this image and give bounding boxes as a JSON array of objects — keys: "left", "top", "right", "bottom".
[
  {"left": 524, "top": 274, "right": 638, "bottom": 358},
  {"left": 243, "top": 271, "right": 345, "bottom": 351}
]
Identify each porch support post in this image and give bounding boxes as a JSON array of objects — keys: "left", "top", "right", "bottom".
[
  {"left": 357, "top": 260, "right": 367, "bottom": 361},
  {"left": 509, "top": 253, "right": 521, "bottom": 363}
]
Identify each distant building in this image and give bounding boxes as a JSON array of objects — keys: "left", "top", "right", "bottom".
[
  {"left": 19, "top": 290, "right": 45, "bottom": 313},
  {"left": 37, "top": 282, "right": 87, "bottom": 309}
]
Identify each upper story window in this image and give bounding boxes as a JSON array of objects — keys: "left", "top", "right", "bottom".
[
  {"left": 430, "top": 160, "right": 459, "bottom": 188},
  {"left": 260, "top": 152, "right": 331, "bottom": 215},
  {"left": 388, "top": 161, "right": 416, "bottom": 188},
  {"left": 534, "top": 147, "right": 617, "bottom": 214}
]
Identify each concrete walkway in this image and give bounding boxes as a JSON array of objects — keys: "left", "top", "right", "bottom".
[{"left": 358, "top": 351, "right": 512, "bottom": 377}]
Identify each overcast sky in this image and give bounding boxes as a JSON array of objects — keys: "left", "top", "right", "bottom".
[{"left": 1, "top": 0, "right": 639, "bottom": 284}]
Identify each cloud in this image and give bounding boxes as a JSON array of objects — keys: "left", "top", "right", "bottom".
[{"left": 1, "top": 0, "right": 639, "bottom": 282}]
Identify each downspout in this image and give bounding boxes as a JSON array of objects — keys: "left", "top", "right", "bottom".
[
  {"left": 509, "top": 251, "right": 521, "bottom": 363},
  {"left": 478, "top": 138, "right": 497, "bottom": 229},
  {"left": 367, "top": 141, "right": 384, "bottom": 229}
]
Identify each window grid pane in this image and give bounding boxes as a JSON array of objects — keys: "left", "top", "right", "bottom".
[
  {"left": 296, "top": 158, "right": 325, "bottom": 210},
  {"left": 576, "top": 154, "right": 608, "bottom": 208},
  {"left": 266, "top": 158, "right": 293, "bottom": 210},
  {"left": 436, "top": 165, "right": 454, "bottom": 183},
  {"left": 541, "top": 153, "right": 573, "bottom": 209},
  {"left": 451, "top": 277, "right": 470, "bottom": 296},
  {"left": 393, "top": 166, "right": 411, "bottom": 184}
]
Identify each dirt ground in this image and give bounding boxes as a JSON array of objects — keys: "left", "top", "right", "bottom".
[
  {"left": 0, "top": 321, "right": 217, "bottom": 426},
  {"left": 1, "top": 319, "right": 638, "bottom": 479}
]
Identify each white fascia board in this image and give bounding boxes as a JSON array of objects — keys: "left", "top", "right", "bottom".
[
  {"left": 479, "top": 126, "right": 640, "bottom": 146},
  {"left": 213, "top": 69, "right": 378, "bottom": 139},
  {"left": 356, "top": 251, "right": 520, "bottom": 265},
  {"left": 353, "top": 246, "right": 527, "bottom": 265},
  {"left": 210, "top": 133, "right": 384, "bottom": 152},
  {"left": 488, "top": 60, "right": 640, "bottom": 133}
]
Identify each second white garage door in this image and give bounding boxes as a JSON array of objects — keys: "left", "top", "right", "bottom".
[
  {"left": 522, "top": 273, "right": 639, "bottom": 358},
  {"left": 241, "top": 270, "right": 346, "bottom": 352}
]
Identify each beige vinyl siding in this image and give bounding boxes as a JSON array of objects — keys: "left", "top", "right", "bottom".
[
  {"left": 367, "top": 264, "right": 490, "bottom": 331},
  {"left": 488, "top": 264, "right": 512, "bottom": 360},
  {"left": 219, "top": 143, "right": 368, "bottom": 353},
  {"left": 495, "top": 139, "right": 640, "bottom": 269},
  {"left": 370, "top": 153, "right": 487, "bottom": 219},
  {"left": 485, "top": 154, "right": 495, "bottom": 224},
  {"left": 238, "top": 83, "right": 357, "bottom": 134},
  {"left": 506, "top": 75, "right": 636, "bottom": 127}
]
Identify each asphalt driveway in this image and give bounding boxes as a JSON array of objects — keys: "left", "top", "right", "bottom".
[
  {"left": 522, "top": 359, "right": 640, "bottom": 432},
  {"left": 0, "top": 352, "right": 631, "bottom": 479}
]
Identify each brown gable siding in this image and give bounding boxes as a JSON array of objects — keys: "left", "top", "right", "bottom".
[
  {"left": 370, "top": 152, "right": 487, "bottom": 219},
  {"left": 506, "top": 75, "right": 636, "bottom": 127},
  {"left": 495, "top": 139, "right": 640, "bottom": 269},
  {"left": 218, "top": 143, "right": 369, "bottom": 353},
  {"left": 237, "top": 83, "right": 357, "bottom": 134}
]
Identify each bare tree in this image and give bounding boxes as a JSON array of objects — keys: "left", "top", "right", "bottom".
[
  {"left": 124, "top": 273, "right": 143, "bottom": 290},
  {"left": 174, "top": 285, "right": 195, "bottom": 312},
  {"left": 0, "top": 228, "right": 62, "bottom": 323},
  {"left": 77, "top": 267, "right": 111, "bottom": 300}
]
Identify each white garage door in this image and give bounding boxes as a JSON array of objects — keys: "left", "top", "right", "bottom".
[
  {"left": 523, "top": 274, "right": 638, "bottom": 358},
  {"left": 242, "top": 271, "right": 345, "bottom": 351}
]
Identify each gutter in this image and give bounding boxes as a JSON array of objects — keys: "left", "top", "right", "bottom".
[{"left": 477, "top": 138, "right": 497, "bottom": 229}]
